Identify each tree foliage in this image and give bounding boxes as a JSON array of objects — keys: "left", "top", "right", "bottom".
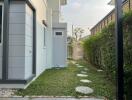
[{"left": 73, "top": 27, "right": 84, "bottom": 41}]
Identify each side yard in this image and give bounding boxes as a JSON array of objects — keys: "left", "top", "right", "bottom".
[{"left": 16, "top": 60, "right": 116, "bottom": 100}]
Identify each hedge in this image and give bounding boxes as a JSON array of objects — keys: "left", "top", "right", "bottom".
[{"left": 83, "top": 11, "right": 132, "bottom": 100}]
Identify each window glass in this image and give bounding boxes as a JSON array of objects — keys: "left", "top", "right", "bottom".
[{"left": 55, "top": 32, "right": 63, "bottom": 36}]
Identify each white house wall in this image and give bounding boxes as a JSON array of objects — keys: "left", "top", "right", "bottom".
[
  {"left": 36, "top": 22, "right": 47, "bottom": 76},
  {"left": 25, "top": 4, "right": 33, "bottom": 79},
  {"left": 47, "top": 0, "right": 60, "bottom": 23},
  {"left": 0, "top": 0, "right": 67, "bottom": 88},
  {"left": 45, "top": 7, "right": 53, "bottom": 68},
  {"left": 31, "top": 0, "right": 47, "bottom": 76}
]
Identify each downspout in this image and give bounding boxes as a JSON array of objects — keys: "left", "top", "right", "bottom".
[
  {"left": 2, "top": 0, "right": 9, "bottom": 80},
  {"left": 115, "top": 0, "right": 124, "bottom": 99}
]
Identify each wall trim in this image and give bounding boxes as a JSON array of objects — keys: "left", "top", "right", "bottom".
[{"left": 0, "top": 74, "right": 35, "bottom": 84}]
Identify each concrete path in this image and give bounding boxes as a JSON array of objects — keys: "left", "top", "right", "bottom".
[{"left": 0, "top": 97, "right": 104, "bottom": 100}]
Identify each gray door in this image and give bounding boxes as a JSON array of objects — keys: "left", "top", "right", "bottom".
[{"left": 53, "top": 29, "right": 66, "bottom": 67}]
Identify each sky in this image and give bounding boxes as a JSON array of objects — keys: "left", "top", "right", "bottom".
[{"left": 61, "top": 0, "right": 114, "bottom": 37}]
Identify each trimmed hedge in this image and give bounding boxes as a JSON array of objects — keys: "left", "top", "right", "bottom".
[{"left": 83, "top": 11, "right": 132, "bottom": 99}]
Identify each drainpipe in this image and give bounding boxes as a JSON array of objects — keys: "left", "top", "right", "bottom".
[
  {"left": 2, "top": 0, "right": 9, "bottom": 80},
  {"left": 115, "top": 0, "right": 124, "bottom": 100}
]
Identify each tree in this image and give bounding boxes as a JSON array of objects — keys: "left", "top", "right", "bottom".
[
  {"left": 67, "top": 36, "right": 74, "bottom": 59},
  {"left": 73, "top": 27, "right": 84, "bottom": 41}
]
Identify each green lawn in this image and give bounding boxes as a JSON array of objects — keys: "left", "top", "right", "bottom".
[{"left": 16, "top": 60, "right": 116, "bottom": 99}]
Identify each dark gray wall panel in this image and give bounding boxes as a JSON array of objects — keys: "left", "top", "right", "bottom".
[{"left": 8, "top": 2, "right": 26, "bottom": 80}]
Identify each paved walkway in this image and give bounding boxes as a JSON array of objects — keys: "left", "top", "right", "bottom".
[{"left": 0, "top": 97, "right": 104, "bottom": 100}]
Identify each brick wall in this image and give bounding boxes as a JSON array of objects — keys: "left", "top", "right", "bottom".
[{"left": 91, "top": 0, "right": 132, "bottom": 35}]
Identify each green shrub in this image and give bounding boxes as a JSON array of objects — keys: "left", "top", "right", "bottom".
[
  {"left": 124, "top": 65, "right": 132, "bottom": 100},
  {"left": 83, "top": 11, "right": 132, "bottom": 99}
]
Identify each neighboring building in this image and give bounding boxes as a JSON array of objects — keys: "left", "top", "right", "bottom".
[
  {"left": 72, "top": 41, "right": 84, "bottom": 60},
  {"left": 91, "top": 0, "right": 132, "bottom": 35},
  {"left": 72, "top": 35, "right": 90, "bottom": 60},
  {"left": 0, "top": 0, "right": 67, "bottom": 88}
]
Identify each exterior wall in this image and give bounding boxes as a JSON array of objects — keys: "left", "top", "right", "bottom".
[
  {"left": 31, "top": 0, "right": 47, "bottom": 23},
  {"left": 53, "top": 26, "right": 67, "bottom": 67},
  {"left": 47, "top": 0, "right": 60, "bottom": 23},
  {"left": 31, "top": 0, "right": 47, "bottom": 76},
  {"left": 8, "top": 1, "right": 26, "bottom": 80},
  {"left": 0, "top": 0, "right": 67, "bottom": 88},
  {"left": 7, "top": 0, "right": 47, "bottom": 80},
  {"left": 91, "top": 0, "right": 132, "bottom": 35},
  {"left": 72, "top": 42, "right": 84, "bottom": 60},
  {"left": 25, "top": 4, "right": 33, "bottom": 79},
  {"left": 46, "top": 7, "right": 53, "bottom": 68},
  {"left": 47, "top": 0, "right": 67, "bottom": 68}
]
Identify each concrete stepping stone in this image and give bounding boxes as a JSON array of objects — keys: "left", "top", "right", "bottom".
[
  {"left": 71, "top": 61, "right": 76, "bottom": 64},
  {"left": 77, "top": 65, "right": 84, "bottom": 68},
  {"left": 97, "top": 69, "right": 103, "bottom": 72},
  {"left": 77, "top": 74, "right": 88, "bottom": 77},
  {"left": 80, "top": 79, "right": 92, "bottom": 83},
  {"left": 81, "top": 71, "right": 87, "bottom": 74},
  {"left": 84, "top": 68, "right": 89, "bottom": 71},
  {"left": 75, "top": 86, "right": 94, "bottom": 94},
  {"left": 75, "top": 64, "right": 79, "bottom": 66}
]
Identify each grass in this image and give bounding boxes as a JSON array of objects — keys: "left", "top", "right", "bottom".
[
  {"left": 76, "top": 60, "right": 116, "bottom": 100},
  {"left": 16, "top": 60, "right": 116, "bottom": 100}
]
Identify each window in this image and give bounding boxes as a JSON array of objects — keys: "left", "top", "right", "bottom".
[
  {"left": 55, "top": 32, "right": 63, "bottom": 36},
  {"left": 0, "top": 5, "right": 3, "bottom": 44}
]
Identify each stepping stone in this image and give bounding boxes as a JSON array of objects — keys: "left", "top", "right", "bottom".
[
  {"left": 72, "top": 61, "right": 76, "bottom": 64},
  {"left": 80, "top": 79, "right": 92, "bottom": 83},
  {"left": 75, "top": 86, "right": 94, "bottom": 94},
  {"left": 81, "top": 71, "right": 87, "bottom": 74},
  {"left": 97, "top": 69, "right": 103, "bottom": 72},
  {"left": 84, "top": 68, "right": 89, "bottom": 71},
  {"left": 76, "top": 64, "right": 79, "bottom": 66},
  {"left": 77, "top": 74, "right": 88, "bottom": 77},
  {"left": 77, "top": 65, "right": 84, "bottom": 68}
]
